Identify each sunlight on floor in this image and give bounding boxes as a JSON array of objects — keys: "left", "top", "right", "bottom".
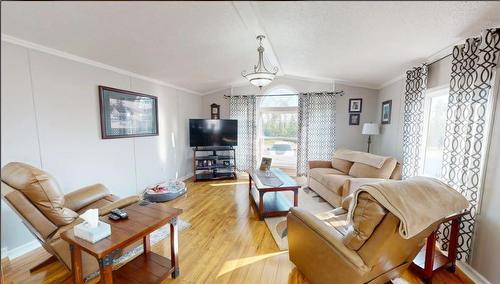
[
  {"left": 216, "top": 251, "right": 287, "bottom": 277},
  {"left": 210, "top": 181, "right": 248, "bottom": 187}
]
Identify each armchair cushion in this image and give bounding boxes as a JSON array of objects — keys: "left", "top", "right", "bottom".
[
  {"left": 98, "top": 195, "right": 141, "bottom": 216},
  {"left": 1, "top": 162, "right": 78, "bottom": 226},
  {"left": 342, "top": 193, "right": 387, "bottom": 250},
  {"left": 331, "top": 158, "right": 353, "bottom": 174},
  {"left": 309, "top": 168, "right": 345, "bottom": 183},
  {"left": 348, "top": 158, "right": 398, "bottom": 179},
  {"left": 64, "top": 183, "right": 110, "bottom": 212}
]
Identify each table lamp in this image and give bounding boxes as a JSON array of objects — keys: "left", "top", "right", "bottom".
[{"left": 362, "top": 123, "right": 379, "bottom": 153}]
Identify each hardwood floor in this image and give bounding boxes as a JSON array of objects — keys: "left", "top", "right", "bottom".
[{"left": 3, "top": 176, "right": 472, "bottom": 284}]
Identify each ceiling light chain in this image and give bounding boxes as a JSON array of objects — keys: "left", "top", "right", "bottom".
[{"left": 241, "top": 35, "right": 278, "bottom": 89}]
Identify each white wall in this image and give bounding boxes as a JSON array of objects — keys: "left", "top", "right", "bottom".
[
  {"left": 0, "top": 41, "right": 202, "bottom": 255},
  {"left": 334, "top": 83, "right": 379, "bottom": 152},
  {"left": 471, "top": 66, "right": 500, "bottom": 284},
  {"left": 201, "top": 77, "right": 380, "bottom": 152}
]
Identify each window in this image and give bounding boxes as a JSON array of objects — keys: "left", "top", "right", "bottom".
[
  {"left": 258, "top": 88, "right": 298, "bottom": 175},
  {"left": 421, "top": 88, "right": 449, "bottom": 178}
]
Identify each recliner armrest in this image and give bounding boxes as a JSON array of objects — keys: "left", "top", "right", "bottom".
[
  {"left": 308, "top": 160, "right": 332, "bottom": 169},
  {"left": 98, "top": 195, "right": 141, "bottom": 216},
  {"left": 288, "top": 207, "right": 368, "bottom": 271},
  {"left": 64, "top": 183, "right": 110, "bottom": 212}
]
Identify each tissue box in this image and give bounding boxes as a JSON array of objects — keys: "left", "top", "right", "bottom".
[{"left": 74, "top": 221, "right": 111, "bottom": 243}]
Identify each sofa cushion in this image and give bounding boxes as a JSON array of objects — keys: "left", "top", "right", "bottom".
[
  {"left": 331, "top": 158, "right": 354, "bottom": 174},
  {"left": 322, "top": 175, "right": 351, "bottom": 195},
  {"left": 342, "top": 192, "right": 388, "bottom": 250},
  {"left": 348, "top": 158, "right": 398, "bottom": 179},
  {"left": 309, "top": 168, "right": 345, "bottom": 183},
  {"left": 1, "top": 162, "right": 78, "bottom": 226}
]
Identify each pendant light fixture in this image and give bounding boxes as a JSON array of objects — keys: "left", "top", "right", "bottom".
[{"left": 241, "top": 35, "right": 278, "bottom": 89}]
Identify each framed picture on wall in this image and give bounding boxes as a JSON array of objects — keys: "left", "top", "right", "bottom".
[
  {"left": 99, "top": 86, "right": 159, "bottom": 139},
  {"left": 349, "top": 113, "right": 360, "bottom": 125},
  {"left": 381, "top": 100, "right": 392, "bottom": 124},
  {"left": 348, "top": 98, "right": 363, "bottom": 113}
]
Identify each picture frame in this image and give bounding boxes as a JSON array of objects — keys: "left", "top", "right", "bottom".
[
  {"left": 348, "top": 98, "right": 363, "bottom": 113},
  {"left": 259, "top": 157, "right": 272, "bottom": 171},
  {"left": 349, "top": 113, "right": 360, "bottom": 125},
  {"left": 99, "top": 86, "right": 159, "bottom": 139},
  {"left": 210, "top": 103, "right": 220, "bottom": 119},
  {"left": 381, "top": 100, "right": 392, "bottom": 124}
]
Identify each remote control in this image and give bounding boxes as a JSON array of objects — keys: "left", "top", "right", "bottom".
[
  {"left": 108, "top": 213, "right": 121, "bottom": 221},
  {"left": 110, "top": 208, "right": 128, "bottom": 219}
]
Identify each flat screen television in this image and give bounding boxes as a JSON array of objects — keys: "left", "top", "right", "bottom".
[{"left": 189, "top": 119, "right": 238, "bottom": 147}]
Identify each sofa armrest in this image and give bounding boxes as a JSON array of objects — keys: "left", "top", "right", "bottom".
[
  {"left": 64, "top": 183, "right": 110, "bottom": 212},
  {"left": 288, "top": 207, "right": 368, "bottom": 270},
  {"left": 98, "top": 195, "right": 141, "bottom": 216},
  {"left": 308, "top": 160, "right": 332, "bottom": 169}
]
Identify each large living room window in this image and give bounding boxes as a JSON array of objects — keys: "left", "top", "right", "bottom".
[
  {"left": 258, "top": 88, "right": 298, "bottom": 176},
  {"left": 421, "top": 88, "right": 449, "bottom": 178}
]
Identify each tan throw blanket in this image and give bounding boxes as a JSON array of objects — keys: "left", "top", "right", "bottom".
[
  {"left": 348, "top": 177, "right": 469, "bottom": 239},
  {"left": 333, "top": 148, "right": 389, "bottom": 168}
]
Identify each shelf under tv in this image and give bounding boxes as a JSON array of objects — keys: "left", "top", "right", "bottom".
[{"left": 193, "top": 146, "right": 237, "bottom": 182}]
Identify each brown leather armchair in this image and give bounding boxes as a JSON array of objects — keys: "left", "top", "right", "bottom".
[
  {"left": 287, "top": 192, "right": 439, "bottom": 284},
  {"left": 1, "top": 162, "right": 140, "bottom": 279}
]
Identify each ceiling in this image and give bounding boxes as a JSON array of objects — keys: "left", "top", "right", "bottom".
[{"left": 2, "top": 1, "right": 500, "bottom": 94}]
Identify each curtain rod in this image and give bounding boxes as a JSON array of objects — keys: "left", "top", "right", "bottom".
[
  {"left": 428, "top": 53, "right": 452, "bottom": 66},
  {"left": 223, "top": 91, "right": 343, "bottom": 99}
]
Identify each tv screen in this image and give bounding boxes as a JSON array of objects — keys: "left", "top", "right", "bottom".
[{"left": 189, "top": 119, "right": 238, "bottom": 147}]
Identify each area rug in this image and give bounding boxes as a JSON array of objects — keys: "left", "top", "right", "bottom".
[
  {"left": 84, "top": 219, "right": 191, "bottom": 282},
  {"left": 264, "top": 187, "right": 333, "bottom": 250}
]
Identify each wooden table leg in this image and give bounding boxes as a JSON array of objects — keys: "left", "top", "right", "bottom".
[
  {"left": 259, "top": 191, "right": 265, "bottom": 220},
  {"left": 143, "top": 235, "right": 151, "bottom": 253},
  {"left": 98, "top": 254, "right": 114, "bottom": 284},
  {"left": 170, "top": 217, "right": 179, "bottom": 278},
  {"left": 293, "top": 189, "right": 298, "bottom": 207},
  {"left": 423, "top": 231, "right": 437, "bottom": 283},
  {"left": 70, "top": 244, "right": 83, "bottom": 284},
  {"left": 447, "top": 217, "right": 460, "bottom": 273}
]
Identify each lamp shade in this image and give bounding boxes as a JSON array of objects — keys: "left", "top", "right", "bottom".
[{"left": 362, "top": 123, "right": 380, "bottom": 135}]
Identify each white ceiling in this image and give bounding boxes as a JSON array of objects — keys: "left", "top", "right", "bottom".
[{"left": 2, "top": 1, "right": 500, "bottom": 94}]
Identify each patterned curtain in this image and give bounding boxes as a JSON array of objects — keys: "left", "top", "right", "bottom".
[
  {"left": 439, "top": 28, "right": 500, "bottom": 262},
  {"left": 229, "top": 95, "right": 257, "bottom": 171},
  {"left": 296, "top": 92, "right": 336, "bottom": 176},
  {"left": 401, "top": 64, "right": 428, "bottom": 179}
]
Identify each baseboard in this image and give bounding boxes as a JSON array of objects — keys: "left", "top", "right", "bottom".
[
  {"left": 457, "top": 261, "right": 491, "bottom": 284},
  {"left": 179, "top": 173, "right": 194, "bottom": 181},
  {"left": 1, "top": 247, "right": 8, "bottom": 260},
  {"left": 4, "top": 240, "right": 41, "bottom": 260}
]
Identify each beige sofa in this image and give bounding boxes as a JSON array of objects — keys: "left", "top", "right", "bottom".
[{"left": 308, "top": 151, "right": 401, "bottom": 207}]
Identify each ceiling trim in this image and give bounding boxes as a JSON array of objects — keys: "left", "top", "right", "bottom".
[{"left": 1, "top": 33, "right": 203, "bottom": 96}]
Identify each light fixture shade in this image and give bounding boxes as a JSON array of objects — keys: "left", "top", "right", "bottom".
[
  {"left": 362, "top": 123, "right": 380, "bottom": 135},
  {"left": 245, "top": 72, "right": 276, "bottom": 88}
]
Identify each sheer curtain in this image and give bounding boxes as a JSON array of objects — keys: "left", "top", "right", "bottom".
[
  {"left": 401, "top": 64, "right": 428, "bottom": 179},
  {"left": 229, "top": 95, "right": 257, "bottom": 171},
  {"left": 439, "top": 28, "right": 500, "bottom": 262},
  {"left": 296, "top": 92, "right": 336, "bottom": 176}
]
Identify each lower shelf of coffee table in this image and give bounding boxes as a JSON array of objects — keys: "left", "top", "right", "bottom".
[
  {"left": 250, "top": 186, "right": 292, "bottom": 219},
  {"left": 112, "top": 251, "right": 174, "bottom": 283}
]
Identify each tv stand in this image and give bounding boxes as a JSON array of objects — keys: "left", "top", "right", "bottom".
[{"left": 193, "top": 146, "right": 236, "bottom": 181}]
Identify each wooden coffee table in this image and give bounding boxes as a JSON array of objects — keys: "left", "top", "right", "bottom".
[
  {"left": 248, "top": 168, "right": 300, "bottom": 220},
  {"left": 61, "top": 202, "right": 182, "bottom": 284}
]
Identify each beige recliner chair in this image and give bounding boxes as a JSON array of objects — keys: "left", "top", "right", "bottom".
[
  {"left": 287, "top": 192, "right": 440, "bottom": 284},
  {"left": 1, "top": 162, "right": 140, "bottom": 279}
]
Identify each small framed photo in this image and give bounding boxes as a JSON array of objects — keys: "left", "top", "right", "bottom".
[
  {"left": 349, "top": 113, "right": 360, "bottom": 125},
  {"left": 259, "top": 157, "right": 272, "bottom": 171},
  {"left": 348, "top": 98, "right": 363, "bottom": 113},
  {"left": 381, "top": 100, "right": 392, "bottom": 124}
]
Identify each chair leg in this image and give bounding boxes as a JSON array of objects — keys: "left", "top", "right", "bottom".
[{"left": 29, "top": 255, "right": 57, "bottom": 272}]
